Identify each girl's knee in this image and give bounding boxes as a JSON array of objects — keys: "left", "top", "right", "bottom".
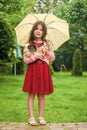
[
  {"left": 37, "top": 94, "right": 45, "bottom": 99},
  {"left": 28, "top": 93, "right": 36, "bottom": 99}
]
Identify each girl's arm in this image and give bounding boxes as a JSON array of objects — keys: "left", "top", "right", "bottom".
[
  {"left": 45, "top": 42, "right": 55, "bottom": 61},
  {"left": 23, "top": 43, "right": 40, "bottom": 64}
]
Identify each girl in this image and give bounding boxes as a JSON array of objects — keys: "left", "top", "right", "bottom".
[{"left": 23, "top": 21, "right": 55, "bottom": 126}]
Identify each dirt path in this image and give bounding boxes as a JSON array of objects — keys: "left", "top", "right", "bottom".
[{"left": 0, "top": 122, "right": 87, "bottom": 130}]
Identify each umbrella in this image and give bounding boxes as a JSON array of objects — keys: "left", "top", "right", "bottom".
[{"left": 15, "top": 14, "right": 70, "bottom": 50}]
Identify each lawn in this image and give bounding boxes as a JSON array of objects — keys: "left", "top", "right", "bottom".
[{"left": 0, "top": 72, "right": 87, "bottom": 123}]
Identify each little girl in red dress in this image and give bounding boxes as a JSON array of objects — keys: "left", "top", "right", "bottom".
[{"left": 23, "top": 21, "right": 55, "bottom": 125}]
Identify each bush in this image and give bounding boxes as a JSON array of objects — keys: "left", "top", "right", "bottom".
[
  {"left": 0, "top": 63, "right": 13, "bottom": 75},
  {"left": 0, "top": 16, "right": 15, "bottom": 62},
  {"left": 12, "top": 58, "right": 24, "bottom": 75},
  {"left": 52, "top": 60, "right": 60, "bottom": 72},
  {"left": 50, "top": 63, "right": 54, "bottom": 75},
  {"left": 72, "top": 48, "right": 82, "bottom": 76}
]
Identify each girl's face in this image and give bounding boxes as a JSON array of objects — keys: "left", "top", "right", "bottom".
[{"left": 34, "top": 24, "right": 43, "bottom": 39}]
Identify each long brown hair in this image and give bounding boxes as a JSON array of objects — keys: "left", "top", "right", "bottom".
[{"left": 28, "top": 21, "right": 47, "bottom": 43}]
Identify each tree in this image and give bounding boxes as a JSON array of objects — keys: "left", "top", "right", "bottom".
[
  {"left": 55, "top": 0, "right": 87, "bottom": 51},
  {"left": 54, "top": 0, "right": 87, "bottom": 70},
  {"left": 32, "top": 0, "right": 61, "bottom": 13},
  {"left": 0, "top": 0, "right": 35, "bottom": 14},
  {"left": 0, "top": 16, "right": 15, "bottom": 63},
  {"left": 0, "top": 0, "right": 36, "bottom": 26},
  {"left": 62, "top": 0, "right": 73, "bottom": 3},
  {"left": 0, "top": 0, "right": 36, "bottom": 63},
  {"left": 72, "top": 48, "right": 82, "bottom": 76}
]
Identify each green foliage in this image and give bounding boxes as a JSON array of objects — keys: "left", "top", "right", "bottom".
[
  {"left": 0, "top": 0, "right": 23, "bottom": 14},
  {"left": 0, "top": 63, "right": 13, "bottom": 75},
  {"left": 54, "top": 0, "right": 87, "bottom": 70},
  {"left": 82, "top": 50, "right": 87, "bottom": 71},
  {"left": 0, "top": 0, "right": 35, "bottom": 65},
  {"left": 54, "top": 50, "right": 73, "bottom": 70},
  {"left": 62, "top": 0, "right": 70, "bottom": 3},
  {"left": 15, "top": 58, "right": 24, "bottom": 74},
  {"left": 68, "top": 0, "right": 87, "bottom": 51},
  {"left": 0, "top": 0, "right": 35, "bottom": 15},
  {"left": 50, "top": 63, "right": 54, "bottom": 75},
  {"left": 0, "top": 0, "right": 36, "bottom": 26},
  {"left": 32, "top": 0, "right": 59, "bottom": 13},
  {"left": 72, "top": 48, "right": 82, "bottom": 76},
  {"left": 0, "top": 16, "right": 15, "bottom": 62}
]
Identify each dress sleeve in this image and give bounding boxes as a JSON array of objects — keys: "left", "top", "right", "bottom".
[
  {"left": 45, "top": 41, "right": 55, "bottom": 62},
  {"left": 23, "top": 43, "right": 40, "bottom": 64}
]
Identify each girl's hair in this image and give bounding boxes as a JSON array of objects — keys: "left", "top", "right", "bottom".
[{"left": 28, "top": 21, "right": 47, "bottom": 43}]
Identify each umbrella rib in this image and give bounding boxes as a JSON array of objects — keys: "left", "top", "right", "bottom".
[
  {"left": 18, "top": 21, "right": 55, "bottom": 27},
  {"left": 43, "top": 14, "right": 55, "bottom": 25},
  {"left": 32, "top": 14, "right": 39, "bottom": 21},
  {"left": 43, "top": 14, "right": 48, "bottom": 22},
  {"left": 46, "top": 21, "right": 67, "bottom": 26},
  {"left": 46, "top": 21, "right": 55, "bottom": 26}
]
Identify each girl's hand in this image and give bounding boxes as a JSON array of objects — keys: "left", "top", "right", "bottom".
[
  {"left": 34, "top": 46, "right": 48, "bottom": 59},
  {"left": 25, "top": 52, "right": 30, "bottom": 57},
  {"left": 40, "top": 46, "right": 48, "bottom": 52},
  {"left": 34, "top": 51, "right": 43, "bottom": 59},
  {"left": 39, "top": 46, "right": 48, "bottom": 57}
]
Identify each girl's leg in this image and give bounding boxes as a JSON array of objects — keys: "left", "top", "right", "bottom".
[
  {"left": 27, "top": 93, "right": 38, "bottom": 125},
  {"left": 37, "top": 94, "right": 46, "bottom": 125},
  {"left": 27, "top": 93, "right": 36, "bottom": 118},
  {"left": 37, "top": 94, "right": 45, "bottom": 117}
]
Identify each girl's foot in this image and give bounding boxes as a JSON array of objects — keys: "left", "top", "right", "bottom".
[
  {"left": 38, "top": 117, "right": 46, "bottom": 125},
  {"left": 28, "top": 117, "right": 38, "bottom": 126}
]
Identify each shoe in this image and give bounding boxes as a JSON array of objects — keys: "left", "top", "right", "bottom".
[
  {"left": 28, "top": 117, "right": 38, "bottom": 126},
  {"left": 38, "top": 117, "right": 46, "bottom": 125}
]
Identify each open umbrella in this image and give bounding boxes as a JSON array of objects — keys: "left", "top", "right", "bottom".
[{"left": 15, "top": 14, "right": 70, "bottom": 50}]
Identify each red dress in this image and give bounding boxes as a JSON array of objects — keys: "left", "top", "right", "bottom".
[{"left": 23, "top": 43, "right": 54, "bottom": 95}]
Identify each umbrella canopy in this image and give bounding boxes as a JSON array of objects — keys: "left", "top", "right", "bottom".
[{"left": 15, "top": 14, "right": 70, "bottom": 50}]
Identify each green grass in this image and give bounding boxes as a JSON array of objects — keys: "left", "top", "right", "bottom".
[{"left": 0, "top": 72, "right": 87, "bottom": 123}]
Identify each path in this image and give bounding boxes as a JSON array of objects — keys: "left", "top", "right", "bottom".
[{"left": 0, "top": 122, "right": 87, "bottom": 130}]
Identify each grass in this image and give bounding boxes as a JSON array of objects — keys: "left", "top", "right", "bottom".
[{"left": 0, "top": 72, "right": 87, "bottom": 123}]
